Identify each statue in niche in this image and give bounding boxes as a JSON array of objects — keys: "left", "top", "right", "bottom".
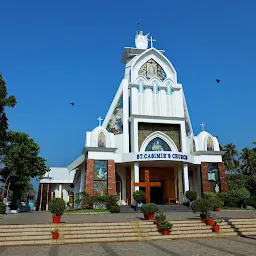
[
  {"left": 135, "top": 30, "right": 149, "bottom": 49},
  {"left": 152, "top": 140, "right": 164, "bottom": 151},
  {"left": 215, "top": 183, "right": 220, "bottom": 193}
]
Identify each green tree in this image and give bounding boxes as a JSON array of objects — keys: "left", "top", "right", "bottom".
[
  {"left": 1, "top": 131, "right": 49, "bottom": 208},
  {"left": 223, "top": 143, "right": 239, "bottom": 171},
  {"left": 0, "top": 74, "right": 16, "bottom": 159}
]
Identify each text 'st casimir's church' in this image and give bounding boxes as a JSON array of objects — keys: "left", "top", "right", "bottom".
[{"left": 38, "top": 31, "right": 228, "bottom": 208}]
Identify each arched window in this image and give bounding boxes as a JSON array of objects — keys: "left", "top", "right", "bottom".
[
  {"left": 137, "top": 77, "right": 145, "bottom": 93},
  {"left": 138, "top": 58, "right": 166, "bottom": 81},
  {"left": 165, "top": 81, "right": 172, "bottom": 95},
  {"left": 98, "top": 132, "right": 106, "bottom": 147},
  {"left": 207, "top": 137, "right": 214, "bottom": 151},
  {"left": 152, "top": 80, "right": 159, "bottom": 94},
  {"left": 145, "top": 137, "right": 171, "bottom": 151}
]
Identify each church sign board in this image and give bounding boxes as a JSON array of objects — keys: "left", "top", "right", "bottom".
[{"left": 122, "top": 151, "right": 189, "bottom": 163}]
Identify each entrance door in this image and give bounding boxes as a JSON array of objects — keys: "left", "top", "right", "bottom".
[{"left": 150, "top": 181, "right": 164, "bottom": 204}]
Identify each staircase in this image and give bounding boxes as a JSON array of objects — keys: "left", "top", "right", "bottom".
[
  {"left": 1, "top": 219, "right": 255, "bottom": 247},
  {"left": 0, "top": 222, "right": 161, "bottom": 246},
  {"left": 228, "top": 218, "right": 256, "bottom": 236}
]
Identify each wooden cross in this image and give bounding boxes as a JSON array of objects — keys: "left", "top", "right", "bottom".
[{"left": 134, "top": 170, "right": 161, "bottom": 204}]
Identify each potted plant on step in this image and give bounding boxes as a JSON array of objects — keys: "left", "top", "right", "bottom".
[
  {"left": 49, "top": 198, "right": 66, "bottom": 224},
  {"left": 141, "top": 203, "right": 159, "bottom": 220},
  {"left": 158, "top": 221, "right": 173, "bottom": 235},
  {"left": 212, "top": 220, "right": 222, "bottom": 232},
  {"left": 52, "top": 229, "right": 59, "bottom": 239},
  {"left": 205, "top": 212, "right": 214, "bottom": 226},
  {"left": 154, "top": 211, "right": 166, "bottom": 227},
  {"left": 191, "top": 198, "right": 212, "bottom": 221}
]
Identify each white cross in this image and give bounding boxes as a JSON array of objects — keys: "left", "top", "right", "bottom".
[
  {"left": 148, "top": 36, "right": 156, "bottom": 48},
  {"left": 97, "top": 116, "right": 103, "bottom": 126},
  {"left": 200, "top": 122, "right": 206, "bottom": 131}
]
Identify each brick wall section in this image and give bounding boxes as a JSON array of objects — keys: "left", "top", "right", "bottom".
[
  {"left": 108, "top": 160, "right": 116, "bottom": 195},
  {"left": 85, "top": 159, "right": 94, "bottom": 196},
  {"left": 218, "top": 162, "right": 229, "bottom": 192},
  {"left": 201, "top": 162, "right": 212, "bottom": 193}
]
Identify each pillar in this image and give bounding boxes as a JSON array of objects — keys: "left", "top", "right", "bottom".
[
  {"left": 85, "top": 159, "right": 94, "bottom": 196},
  {"left": 134, "top": 162, "right": 140, "bottom": 192},
  {"left": 183, "top": 163, "right": 189, "bottom": 193},
  {"left": 218, "top": 162, "right": 228, "bottom": 192},
  {"left": 107, "top": 160, "right": 116, "bottom": 195},
  {"left": 177, "top": 165, "right": 183, "bottom": 204},
  {"left": 201, "top": 162, "right": 211, "bottom": 193},
  {"left": 59, "top": 184, "right": 62, "bottom": 198}
]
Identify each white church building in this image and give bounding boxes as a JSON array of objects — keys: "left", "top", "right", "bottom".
[{"left": 36, "top": 31, "right": 228, "bottom": 210}]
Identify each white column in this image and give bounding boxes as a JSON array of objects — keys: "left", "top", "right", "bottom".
[
  {"left": 183, "top": 163, "right": 189, "bottom": 193},
  {"left": 134, "top": 162, "right": 140, "bottom": 192},
  {"left": 59, "top": 184, "right": 62, "bottom": 198}
]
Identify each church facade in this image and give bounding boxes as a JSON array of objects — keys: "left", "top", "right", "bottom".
[{"left": 37, "top": 31, "right": 228, "bottom": 209}]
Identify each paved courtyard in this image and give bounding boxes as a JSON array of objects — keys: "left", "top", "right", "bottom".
[
  {"left": 0, "top": 237, "right": 256, "bottom": 255},
  {"left": 1, "top": 210, "right": 256, "bottom": 225}
]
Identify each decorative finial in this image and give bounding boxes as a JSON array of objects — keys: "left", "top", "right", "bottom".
[
  {"left": 97, "top": 116, "right": 103, "bottom": 126},
  {"left": 200, "top": 122, "right": 206, "bottom": 131}
]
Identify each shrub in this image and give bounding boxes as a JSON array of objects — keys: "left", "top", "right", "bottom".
[
  {"left": 191, "top": 198, "right": 212, "bottom": 215},
  {"left": 141, "top": 203, "right": 159, "bottom": 214},
  {"left": 109, "top": 205, "right": 121, "bottom": 213},
  {"left": 48, "top": 198, "right": 66, "bottom": 216},
  {"left": 75, "top": 192, "right": 90, "bottom": 209},
  {"left": 133, "top": 190, "right": 146, "bottom": 203},
  {"left": 89, "top": 195, "right": 119, "bottom": 209},
  {"left": 252, "top": 196, "right": 256, "bottom": 209},
  {"left": 0, "top": 203, "right": 6, "bottom": 214},
  {"left": 158, "top": 221, "right": 173, "bottom": 232},
  {"left": 155, "top": 211, "right": 166, "bottom": 221},
  {"left": 185, "top": 191, "right": 198, "bottom": 202}
]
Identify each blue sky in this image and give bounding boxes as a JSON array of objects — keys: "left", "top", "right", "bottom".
[{"left": 1, "top": 0, "right": 256, "bottom": 173}]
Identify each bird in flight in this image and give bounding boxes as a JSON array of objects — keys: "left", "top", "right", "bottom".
[
  {"left": 69, "top": 102, "right": 74, "bottom": 106},
  {"left": 216, "top": 79, "right": 220, "bottom": 83}
]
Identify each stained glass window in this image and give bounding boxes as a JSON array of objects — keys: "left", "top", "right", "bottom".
[
  {"left": 106, "top": 95, "right": 123, "bottom": 135},
  {"left": 207, "top": 137, "right": 214, "bottom": 151},
  {"left": 98, "top": 132, "right": 106, "bottom": 147},
  {"left": 145, "top": 137, "right": 171, "bottom": 151},
  {"left": 94, "top": 160, "right": 108, "bottom": 195},
  {"left": 138, "top": 59, "right": 166, "bottom": 81},
  {"left": 207, "top": 163, "right": 220, "bottom": 192}
]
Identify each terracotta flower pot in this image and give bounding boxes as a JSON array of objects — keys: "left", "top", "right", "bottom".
[
  {"left": 162, "top": 229, "right": 169, "bottom": 235},
  {"left": 52, "top": 232, "right": 59, "bottom": 239},
  {"left": 156, "top": 220, "right": 163, "bottom": 227},
  {"left": 206, "top": 219, "right": 214, "bottom": 226},
  {"left": 148, "top": 213, "right": 155, "bottom": 220},
  {"left": 144, "top": 213, "right": 149, "bottom": 220},
  {"left": 52, "top": 216, "right": 61, "bottom": 224},
  {"left": 215, "top": 208, "right": 221, "bottom": 212},
  {"left": 212, "top": 225, "right": 220, "bottom": 232}
]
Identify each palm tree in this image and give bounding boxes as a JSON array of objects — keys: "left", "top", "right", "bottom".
[
  {"left": 240, "top": 148, "right": 251, "bottom": 172},
  {"left": 223, "top": 143, "right": 238, "bottom": 171}
]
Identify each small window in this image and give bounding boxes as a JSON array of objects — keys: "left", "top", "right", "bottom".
[{"left": 98, "top": 132, "right": 106, "bottom": 147}]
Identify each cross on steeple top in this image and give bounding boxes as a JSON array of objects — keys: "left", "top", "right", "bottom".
[
  {"left": 200, "top": 122, "right": 206, "bottom": 131},
  {"left": 148, "top": 35, "right": 156, "bottom": 48},
  {"left": 97, "top": 116, "right": 103, "bottom": 126}
]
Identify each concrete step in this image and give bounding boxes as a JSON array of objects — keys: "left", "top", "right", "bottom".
[{"left": 240, "top": 231, "right": 256, "bottom": 236}]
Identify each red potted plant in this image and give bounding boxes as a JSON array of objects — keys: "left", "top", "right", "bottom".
[
  {"left": 154, "top": 211, "right": 166, "bottom": 227},
  {"left": 52, "top": 229, "right": 59, "bottom": 239},
  {"left": 212, "top": 220, "right": 222, "bottom": 232},
  {"left": 205, "top": 212, "right": 214, "bottom": 226},
  {"left": 48, "top": 198, "right": 66, "bottom": 224},
  {"left": 215, "top": 208, "right": 221, "bottom": 212},
  {"left": 141, "top": 203, "right": 159, "bottom": 220},
  {"left": 158, "top": 221, "right": 173, "bottom": 235}
]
